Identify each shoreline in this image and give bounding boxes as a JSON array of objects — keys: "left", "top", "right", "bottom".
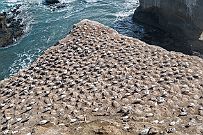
[{"left": 1, "top": 19, "right": 203, "bottom": 134}]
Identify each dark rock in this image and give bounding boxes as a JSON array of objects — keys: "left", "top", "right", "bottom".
[
  {"left": 133, "top": 0, "right": 203, "bottom": 55},
  {"left": 44, "top": 0, "right": 60, "bottom": 5},
  {"left": 0, "top": 13, "right": 12, "bottom": 47},
  {"left": 43, "top": 0, "right": 67, "bottom": 11},
  {"left": 0, "top": 5, "right": 24, "bottom": 47}
]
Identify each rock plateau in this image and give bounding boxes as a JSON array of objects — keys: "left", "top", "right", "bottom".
[{"left": 0, "top": 20, "right": 203, "bottom": 135}]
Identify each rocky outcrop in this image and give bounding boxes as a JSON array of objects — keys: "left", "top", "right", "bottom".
[
  {"left": 0, "top": 13, "right": 11, "bottom": 47},
  {"left": 1, "top": 20, "right": 203, "bottom": 134},
  {"left": 133, "top": 0, "right": 203, "bottom": 54},
  {"left": 45, "top": 0, "right": 60, "bottom": 5},
  {"left": 44, "top": 0, "right": 67, "bottom": 10},
  {"left": 0, "top": 5, "right": 24, "bottom": 47}
]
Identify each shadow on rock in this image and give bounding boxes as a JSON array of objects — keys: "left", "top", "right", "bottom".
[
  {"left": 113, "top": 16, "right": 193, "bottom": 56},
  {"left": 133, "top": 0, "right": 203, "bottom": 58}
]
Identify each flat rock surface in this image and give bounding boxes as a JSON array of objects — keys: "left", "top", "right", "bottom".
[{"left": 0, "top": 19, "right": 203, "bottom": 135}]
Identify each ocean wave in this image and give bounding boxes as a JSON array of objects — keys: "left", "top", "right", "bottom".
[
  {"left": 113, "top": 0, "right": 139, "bottom": 20},
  {"left": 9, "top": 48, "right": 44, "bottom": 75},
  {"left": 84, "top": 0, "right": 98, "bottom": 3},
  {"left": 59, "top": 0, "right": 76, "bottom": 3},
  {"left": 6, "top": 0, "right": 42, "bottom": 4}
]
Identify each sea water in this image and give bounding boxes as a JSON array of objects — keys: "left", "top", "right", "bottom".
[{"left": 0, "top": 0, "right": 140, "bottom": 80}]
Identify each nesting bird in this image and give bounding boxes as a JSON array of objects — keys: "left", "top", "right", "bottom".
[{"left": 0, "top": 20, "right": 203, "bottom": 134}]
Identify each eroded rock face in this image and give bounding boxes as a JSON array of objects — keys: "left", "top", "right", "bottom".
[
  {"left": 0, "top": 6, "right": 24, "bottom": 47},
  {"left": 133, "top": 0, "right": 203, "bottom": 54}
]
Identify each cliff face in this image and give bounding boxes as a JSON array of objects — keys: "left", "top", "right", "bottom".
[{"left": 133, "top": 0, "right": 203, "bottom": 53}]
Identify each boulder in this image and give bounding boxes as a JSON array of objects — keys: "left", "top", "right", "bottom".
[
  {"left": 0, "top": 6, "right": 24, "bottom": 47},
  {"left": 0, "top": 13, "right": 13, "bottom": 47},
  {"left": 45, "top": 0, "right": 60, "bottom": 5},
  {"left": 133, "top": 0, "right": 203, "bottom": 54}
]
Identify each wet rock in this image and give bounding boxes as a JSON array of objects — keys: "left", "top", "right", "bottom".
[
  {"left": 44, "top": 0, "right": 67, "bottom": 10},
  {"left": 45, "top": 0, "right": 60, "bottom": 5},
  {"left": 0, "top": 5, "right": 24, "bottom": 47}
]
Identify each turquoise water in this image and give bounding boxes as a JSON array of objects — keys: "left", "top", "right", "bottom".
[{"left": 0, "top": 0, "right": 139, "bottom": 80}]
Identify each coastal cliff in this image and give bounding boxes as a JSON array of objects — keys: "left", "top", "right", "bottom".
[
  {"left": 0, "top": 20, "right": 203, "bottom": 134},
  {"left": 133, "top": 0, "right": 203, "bottom": 54}
]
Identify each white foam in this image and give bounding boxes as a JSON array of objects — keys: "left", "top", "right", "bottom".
[
  {"left": 6, "top": 0, "right": 42, "bottom": 4},
  {"left": 24, "top": 0, "right": 42, "bottom": 4},
  {"left": 9, "top": 48, "right": 43, "bottom": 75},
  {"left": 59, "top": 0, "right": 76, "bottom": 3},
  {"left": 114, "top": 0, "right": 139, "bottom": 20},
  {"left": 124, "top": 0, "right": 139, "bottom": 8},
  {"left": 85, "top": 0, "right": 98, "bottom": 3},
  {"left": 185, "top": 0, "right": 197, "bottom": 16},
  {"left": 7, "top": 0, "right": 19, "bottom": 2}
]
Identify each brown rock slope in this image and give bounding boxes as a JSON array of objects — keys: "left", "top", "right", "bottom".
[{"left": 0, "top": 20, "right": 203, "bottom": 135}]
